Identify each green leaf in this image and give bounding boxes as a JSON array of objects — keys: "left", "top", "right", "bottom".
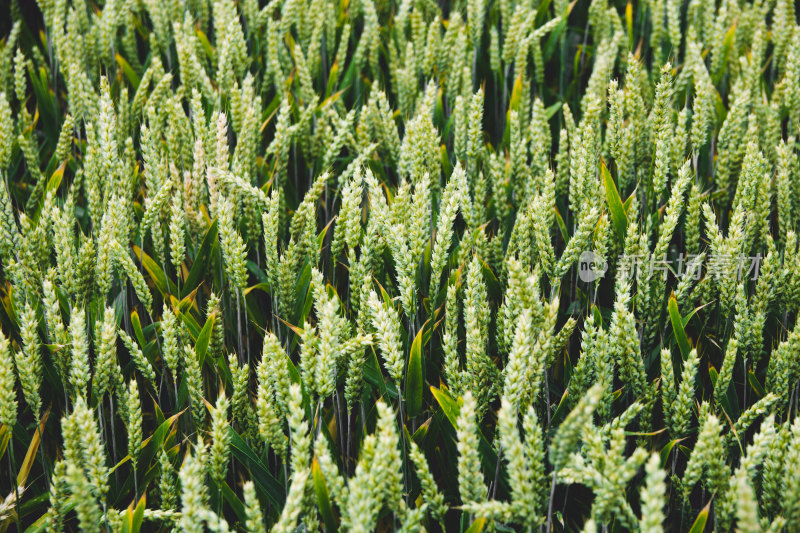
[
  {"left": 623, "top": 192, "right": 634, "bottom": 213},
  {"left": 195, "top": 313, "right": 214, "bottom": 367},
  {"left": 116, "top": 53, "right": 141, "bottom": 88},
  {"left": 712, "top": 24, "right": 737, "bottom": 85},
  {"left": 292, "top": 261, "right": 313, "bottom": 326},
  {"left": 405, "top": 327, "right": 424, "bottom": 418},
  {"left": 748, "top": 370, "right": 765, "bottom": 399},
  {"left": 553, "top": 204, "right": 569, "bottom": 243},
  {"left": 120, "top": 505, "right": 133, "bottom": 533},
  {"left": 46, "top": 163, "right": 65, "bottom": 197},
  {"left": 625, "top": 1, "right": 634, "bottom": 51},
  {"left": 678, "top": 444, "right": 692, "bottom": 457},
  {"left": 17, "top": 411, "right": 49, "bottom": 487},
  {"left": 176, "top": 309, "right": 201, "bottom": 340},
  {"left": 284, "top": 348, "right": 302, "bottom": 385},
  {"left": 533, "top": 0, "right": 553, "bottom": 25},
  {"left": 659, "top": 438, "right": 684, "bottom": 468},
  {"left": 182, "top": 219, "right": 218, "bottom": 298},
  {"left": 364, "top": 349, "right": 397, "bottom": 399},
  {"left": 195, "top": 27, "right": 214, "bottom": 60},
  {"left": 324, "top": 61, "right": 340, "bottom": 99},
  {"left": 543, "top": 14, "right": 568, "bottom": 62},
  {"left": 602, "top": 160, "right": 627, "bottom": 242},
  {"left": 218, "top": 480, "right": 246, "bottom": 524},
  {"left": 0, "top": 425, "right": 9, "bottom": 462},
  {"left": 668, "top": 294, "right": 691, "bottom": 360},
  {"left": 431, "top": 387, "right": 508, "bottom": 495},
  {"left": 312, "top": 458, "right": 337, "bottom": 531},
  {"left": 228, "top": 429, "right": 285, "bottom": 507},
  {"left": 479, "top": 258, "right": 501, "bottom": 302},
  {"left": 411, "top": 417, "right": 431, "bottom": 444},
  {"left": 135, "top": 411, "right": 182, "bottom": 481},
  {"left": 430, "top": 386, "right": 460, "bottom": 428},
  {"left": 317, "top": 219, "right": 334, "bottom": 252},
  {"left": 175, "top": 287, "right": 199, "bottom": 315},
  {"left": 30, "top": 163, "right": 66, "bottom": 225},
  {"left": 689, "top": 501, "right": 710, "bottom": 533},
  {"left": 133, "top": 245, "right": 170, "bottom": 297},
  {"left": 544, "top": 101, "right": 562, "bottom": 120},
  {"left": 130, "top": 310, "right": 146, "bottom": 347},
  {"left": 338, "top": 49, "right": 359, "bottom": 96},
  {"left": 550, "top": 389, "right": 571, "bottom": 427},
  {"left": 509, "top": 75, "right": 523, "bottom": 112},
  {"left": 465, "top": 518, "right": 486, "bottom": 533},
  {"left": 440, "top": 144, "right": 452, "bottom": 177},
  {"left": 131, "top": 495, "right": 146, "bottom": 533},
  {"left": 27, "top": 66, "right": 57, "bottom": 137},
  {"left": 245, "top": 282, "right": 271, "bottom": 296}
]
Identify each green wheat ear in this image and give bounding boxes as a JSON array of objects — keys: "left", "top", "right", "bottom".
[{"left": 0, "top": 330, "right": 17, "bottom": 428}]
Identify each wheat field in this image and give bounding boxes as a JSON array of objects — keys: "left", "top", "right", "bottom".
[{"left": 0, "top": 0, "right": 798, "bottom": 531}]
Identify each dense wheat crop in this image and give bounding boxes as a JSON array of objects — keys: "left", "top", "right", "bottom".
[{"left": 0, "top": 0, "right": 800, "bottom": 530}]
